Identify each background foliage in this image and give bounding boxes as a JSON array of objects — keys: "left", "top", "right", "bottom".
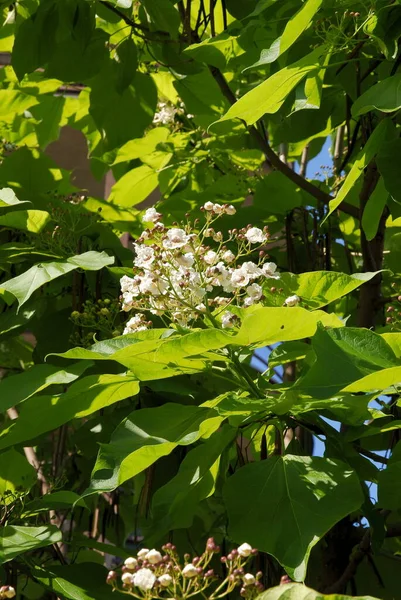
[{"left": 0, "top": 0, "right": 401, "bottom": 599}]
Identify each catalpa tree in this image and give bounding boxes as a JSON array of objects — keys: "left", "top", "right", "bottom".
[{"left": 0, "top": 1, "right": 400, "bottom": 599}]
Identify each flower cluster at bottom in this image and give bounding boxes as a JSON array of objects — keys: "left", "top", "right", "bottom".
[
  {"left": 107, "top": 540, "right": 262, "bottom": 600},
  {"left": 0, "top": 586, "right": 15, "bottom": 599}
]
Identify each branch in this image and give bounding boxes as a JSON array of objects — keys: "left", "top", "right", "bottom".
[
  {"left": 100, "top": 1, "right": 149, "bottom": 31},
  {"left": 208, "top": 66, "right": 359, "bottom": 218},
  {"left": 354, "top": 445, "right": 389, "bottom": 465}
]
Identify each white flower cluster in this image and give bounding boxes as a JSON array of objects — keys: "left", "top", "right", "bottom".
[
  {"left": 120, "top": 203, "right": 280, "bottom": 333},
  {"left": 107, "top": 540, "right": 262, "bottom": 600},
  {"left": 153, "top": 102, "right": 178, "bottom": 125}
]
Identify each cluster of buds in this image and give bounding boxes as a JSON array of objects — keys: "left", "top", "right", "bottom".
[
  {"left": 107, "top": 540, "right": 262, "bottom": 600},
  {"left": 153, "top": 101, "right": 194, "bottom": 126},
  {"left": 385, "top": 289, "right": 401, "bottom": 330},
  {"left": 0, "top": 586, "right": 15, "bottom": 599},
  {"left": 120, "top": 203, "right": 280, "bottom": 333},
  {"left": 70, "top": 298, "right": 123, "bottom": 345}
]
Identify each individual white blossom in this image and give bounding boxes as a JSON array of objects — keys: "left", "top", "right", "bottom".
[
  {"left": 242, "top": 261, "right": 262, "bottom": 279},
  {"left": 153, "top": 102, "right": 176, "bottom": 125},
  {"left": 204, "top": 201, "right": 214, "bottom": 211},
  {"left": 134, "top": 244, "right": 155, "bottom": 268},
  {"left": 213, "top": 203, "right": 224, "bottom": 214},
  {"left": 226, "top": 204, "right": 236, "bottom": 215},
  {"left": 142, "top": 207, "right": 161, "bottom": 223},
  {"left": 222, "top": 249, "right": 235, "bottom": 263},
  {"left": 231, "top": 267, "right": 250, "bottom": 288},
  {"left": 158, "top": 574, "right": 173, "bottom": 587},
  {"left": 285, "top": 294, "right": 300, "bottom": 307},
  {"left": 2, "top": 589, "right": 16, "bottom": 600},
  {"left": 245, "top": 227, "right": 267, "bottom": 244},
  {"left": 204, "top": 250, "right": 218, "bottom": 265},
  {"left": 262, "top": 262, "right": 280, "bottom": 279},
  {"left": 237, "top": 543, "right": 252, "bottom": 557},
  {"left": 120, "top": 275, "right": 137, "bottom": 294},
  {"left": 182, "top": 564, "right": 198, "bottom": 578},
  {"left": 121, "top": 572, "right": 134, "bottom": 584},
  {"left": 137, "top": 548, "right": 150, "bottom": 559},
  {"left": 246, "top": 283, "right": 263, "bottom": 300},
  {"left": 145, "top": 549, "right": 163, "bottom": 564},
  {"left": 133, "top": 568, "right": 156, "bottom": 590},
  {"left": 124, "top": 557, "right": 138, "bottom": 570},
  {"left": 123, "top": 314, "right": 148, "bottom": 335},
  {"left": 175, "top": 252, "right": 194, "bottom": 268},
  {"left": 221, "top": 311, "right": 236, "bottom": 329},
  {"left": 163, "top": 228, "right": 190, "bottom": 249},
  {"left": 243, "top": 573, "right": 256, "bottom": 586}
]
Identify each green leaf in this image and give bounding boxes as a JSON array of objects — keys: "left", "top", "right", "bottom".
[
  {"left": 115, "top": 37, "right": 138, "bottom": 93},
  {"left": 265, "top": 270, "right": 379, "bottom": 310},
  {"left": 342, "top": 366, "right": 401, "bottom": 393},
  {"left": 296, "top": 326, "right": 399, "bottom": 399},
  {"left": 23, "top": 492, "right": 88, "bottom": 515},
  {"left": 214, "top": 46, "right": 325, "bottom": 126},
  {"left": 376, "top": 137, "right": 401, "bottom": 204},
  {"left": 363, "top": 5, "right": 401, "bottom": 60},
  {"left": 246, "top": 0, "right": 323, "bottom": 69},
  {"left": 352, "top": 75, "right": 401, "bottom": 117},
  {"left": 361, "top": 177, "right": 389, "bottom": 241},
  {"left": 139, "top": 0, "right": 180, "bottom": 38},
  {"left": 324, "top": 119, "right": 393, "bottom": 220},
  {"left": 0, "top": 188, "right": 31, "bottom": 214},
  {"left": 223, "top": 456, "right": 363, "bottom": 580},
  {"left": 0, "top": 210, "right": 50, "bottom": 233},
  {"left": 32, "top": 563, "right": 126, "bottom": 600},
  {"left": 86, "top": 403, "right": 224, "bottom": 494},
  {"left": 0, "top": 449, "right": 36, "bottom": 502},
  {"left": 0, "top": 251, "right": 114, "bottom": 309},
  {"left": 378, "top": 442, "right": 401, "bottom": 510},
  {"left": 0, "top": 374, "right": 140, "bottom": 450},
  {"left": 258, "top": 582, "right": 380, "bottom": 600},
  {"left": 148, "top": 424, "right": 236, "bottom": 540},
  {"left": 269, "top": 341, "right": 309, "bottom": 367},
  {"left": 113, "top": 127, "right": 169, "bottom": 165},
  {"left": 0, "top": 361, "right": 92, "bottom": 413},
  {"left": 108, "top": 165, "right": 160, "bottom": 207},
  {"left": 0, "top": 525, "right": 61, "bottom": 563}
]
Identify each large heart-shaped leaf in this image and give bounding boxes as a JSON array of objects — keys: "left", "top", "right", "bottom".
[
  {"left": 258, "top": 583, "right": 380, "bottom": 600},
  {"left": 223, "top": 456, "right": 363, "bottom": 580},
  {"left": 0, "top": 525, "right": 61, "bottom": 563}
]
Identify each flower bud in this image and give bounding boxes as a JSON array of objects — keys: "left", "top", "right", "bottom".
[
  {"left": 237, "top": 543, "right": 252, "bottom": 557},
  {"left": 146, "top": 549, "right": 163, "bottom": 564},
  {"left": 182, "top": 564, "right": 198, "bottom": 578},
  {"left": 243, "top": 574, "right": 256, "bottom": 586},
  {"left": 137, "top": 548, "right": 150, "bottom": 559},
  {"left": 122, "top": 572, "right": 133, "bottom": 584},
  {"left": 205, "top": 569, "right": 215, "bottom": 578},
  {"left": 107, "top": 571, "right": 118, "bottom": 584},
  {"left": 3, "top": 588, "right": 15, "bottom": 599},
  {"left": 280, "top": 575, "right": 291, "bottom": 585},
  {"left": 158, "top": 574, "right": 172, "bottom": 587}
]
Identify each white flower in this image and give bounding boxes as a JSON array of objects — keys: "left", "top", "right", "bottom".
[
  {"left": 123, "top": 314, "right": 148, "bottom": 335},
  {"left": 137, "top": 548, "right": 149, "bottom": 560},
  {"left": 215, "top": 296, "right": 229, "bottom": 306},
  {"left": 262, "top": 262, "right": 280, "bottom": 279},
  {"left": 196, "top": 303, "right": 206, "bottom": 312},
  {"left": 213, "top": 203, "right": 224, "bottom": 214},
  {"left": 222, "top": 250, "right": 235, "bottom": 263},
  {"left": 142, "top": 207, "right": 161, "bottom": 223},
  {"left": 237, "top": 543, "right": 252, "bottom": 557},
  {"left": 120, "top": 275, "right": 137, "bottom": 294},
  {"left": 246, "top": 283, "right": 263, "bottom": 301},
  {"left": 213, "top": 231, "right": 223, "bottom": 242},
  {"left": 145, "top": 549, "right": 163, "bottom": 565},
  {"left": 133, "top": 568, "right": 156, "bottom": 591},
  {"left": 204, "top": 250, "right": 218, "bottom": 265},
  {"left": 245, "top": 227, "right": 267, "bottom": 244},
  {"left": 158, "top": 574, "right": 173, "bottom": 587},
  {"left": 122, "top": 572, "right": 134, "bottom": 584},
  {"left": 204, "top": 201, "right": 214, "bottom": 211},
  {"left": 134, "top": 244, "right": 155, "bottom": 268},
  {"left": 243, "top": 297, "right": 255, "bottom": 307},
  {"left": 231, "top": 267, "right": 250, "bottom": 288},
  {"left": 3, "top": 589, "right": 16, "bottom": 600},
  {"left": 139, "top": 274, "right": 168, "bottom": 296},
  {"left": 226, "top": 204, "right": 236, "bottom": 215},
  {"left": 163, "top": 228, "right": 190, "bottom": 249},
  {"left": 285, "top": 294, "right": 300, "bottom": 307},
  {"left": 242, "top": 261, "right": 262, "bottom": 279},
  {"left": 243, "top": 574, "right": 256, "bottom": 586},
  {"left": 175, "top": 252, "right": 194, "bottom": 268},
  {"left": 124, "top": 557, "right": 138, "bottom": 570},
  {"left": 182, "top": 564, "right": 198, "bottom": 578},
  {"left": 153, "top": 103, "right": 176, "bottom": 125},
  {"left": 221, "top": 311, "right": 236, "bottom": 329}
]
